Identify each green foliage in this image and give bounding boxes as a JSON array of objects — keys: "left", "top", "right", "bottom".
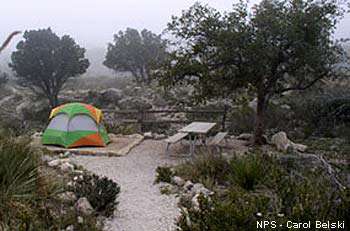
[
  {"left": 0, "top": 137, "right": 39, "bottom": 206},
  {"left": 0, "top": 72, "right": 8, "bottom": 88},
  {"left": 228, "top": 154, "right": 265, "bottom": 190},
  {"left": 10, "top": 28, "right": 89, "bottom": 107},
  {"left": 73, "top": 174, "right": 120, "bottom": 217},
  {"left": 160, "top": 0, "right": 348, "bottom": 143},
  {"left": 175, "top": 150, "right": 349, "bottom": 230},
  {"left": 175, "top": 153, "right": 229, "bottom": 187},
  {"left": 104, "top": 28, "right": 168, "bottom": 84},
  {"left": 155, "top": 166, "right": 173, "bottom": 183}
]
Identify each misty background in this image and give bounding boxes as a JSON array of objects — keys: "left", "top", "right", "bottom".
[{"left": 1, "top": 0, "right": 349, "bottom": 77}]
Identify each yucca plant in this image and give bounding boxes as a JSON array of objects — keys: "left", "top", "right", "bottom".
[
  {"left": 0, "top": 136, "right": 39, "bottom": 209},
  {"left": 228, "top": 153, "right": 265, "bottom": 191},
  {"left": 0, "top": 135, "right": 39, "bottom": 227}
]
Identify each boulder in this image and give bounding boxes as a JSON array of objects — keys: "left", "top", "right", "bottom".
[
  {"left": 190, "top": 183, "right": 213, "bottom": 197},
  {"left": 271, "top": 131, "right": 307, "bottom": 152},
  {"left": 271, "top": 132, "right": 290, "bottom": 151},
  {"left": 75, "top": 197, "right": 93, "bottom": 215},
  {"left": 101, "top": 88, "right": 123, "bottom": 103},
  {"left": 237, "top": 133, "right": 253, "bottom": 141},
  {"left": 172, "top": 176, "right": 185, "bottom": 187}
]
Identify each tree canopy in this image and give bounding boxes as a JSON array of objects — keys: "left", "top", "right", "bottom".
[
  {"left": 10, "top": 28, "right": 89, "bottom": 107},
  {"left": 104, "top": 28, "right": 168, "bottom": 84},
  {"left": 160, "top": 0, "right": 349, "bottom": 144}
]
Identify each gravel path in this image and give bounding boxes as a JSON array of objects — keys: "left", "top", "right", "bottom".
[{"left": 73, "top": 140, "right": 182, "bottom": 231}]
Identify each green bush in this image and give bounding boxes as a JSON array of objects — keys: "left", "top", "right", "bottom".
[
  {"left": 73, "top": 174, "right": 120, "bottom": 217},
  {"left": 155, "top": 166, "right": 173, "bottom": 183},
  {"left": 175, "top": 153, "right": 229, "bottom": 187},
  {"left": 0, "top": 137, "right": 39, "bottom": 207},
  {"left": 228, "top": 154, "right": 265, "bottom": 190},
  {"left": 175, "top": 150, "right": 349, "bottom": 230}
]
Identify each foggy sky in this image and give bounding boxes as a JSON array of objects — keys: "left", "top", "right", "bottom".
[
  {"left": 0, "top": 0, "right": 349, "bottom": 76},
  {"left": 1, "top": 0, "right": 349, "bottom": 50}
]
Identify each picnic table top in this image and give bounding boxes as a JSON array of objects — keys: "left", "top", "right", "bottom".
[{"left": 179, "top": 122, "right": 216, "bottom": 134}]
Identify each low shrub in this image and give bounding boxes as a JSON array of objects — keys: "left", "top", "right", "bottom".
[
  {"left": 73, "top": 174, "right": 120, "bottom": 217},
  {"left": 175, "top": 150, "right": 350, "bottom": 230},
  {"left": 155, "top": 166, "right": 173, "bottom": 183},
  {"left": 175, "top": 153, "right": 230, "bottom": 187},
  {"left": 228, "top": 153, "right": 265, "bottom": 190}
]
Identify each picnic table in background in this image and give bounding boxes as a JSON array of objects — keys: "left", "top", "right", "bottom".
[{"left": 179, "top": 122, "right": 216, "bottom": 155}]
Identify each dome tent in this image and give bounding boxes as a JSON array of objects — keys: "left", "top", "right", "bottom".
[{"left": 42, "top": 103, "right": 110, "bottom": 148}]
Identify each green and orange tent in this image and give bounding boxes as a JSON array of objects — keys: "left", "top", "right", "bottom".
[{"left": 42, "top": 103, "right": 110, "bottom": 148}]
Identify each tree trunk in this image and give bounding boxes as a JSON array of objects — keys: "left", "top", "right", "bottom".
[
  {"left": 48, "top": 94, "right": 59, "bottom": 108},
  {"left": 254, "top": 87, "right": 267, "bottom": 145}
]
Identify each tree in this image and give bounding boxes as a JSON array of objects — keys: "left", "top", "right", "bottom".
[
  {"left": 10, "top": 28, "right": 89, "bottom": 107},
  {"left": 104, "top": 28, "right": 168, "bottom": 84},
  {"left": 160, "top": 0, "right": 349, "bottom": 144}
]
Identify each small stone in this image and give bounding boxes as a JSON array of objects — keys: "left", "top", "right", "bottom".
[
  {"left": 65, "top": 225, "right": 74, "bottom": 231},
  {"left": 60, "top": 162, "right": 75, "bottom": 172},
  {"left": 75, "top": 197, "right": 93, "bottom": 215},
  {"left": 191, "top": 194, "right": 201, "bottom": 210},
  {"left": 48, "top": 159, "right": 61, "bottom": 167},
  {"left": 58, "top": 191, "right": 77, "bottom": 202},
  {"left": 280, "top": 104, "right": 291, "bottom": 110},
  {"left": 183, "top": 180, "right": 194, "bottom": 191},
  {"left": 154, "top": 133, "right": 166, "bottom": 140},
  {"left": 77, "top": 216, "right": 84, "bottom": 224},
  {"left": 172, "top": 176, "right": 185, "bottom": 187},
  {"left": 41, "top": 155, "right": 54, "bottom": 163},
  {"left": 73, "top": 170, "right": 84, "bottom": 175},
  {"left": 144, "top": 132, "right": 153, "bottom": 139}
]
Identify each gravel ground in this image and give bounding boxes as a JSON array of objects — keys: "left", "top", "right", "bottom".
[{"left": 73, "top": 140, "right": 183, "bottom": 231}]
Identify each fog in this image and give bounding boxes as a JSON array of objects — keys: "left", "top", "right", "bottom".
[{"left": 1, "top": 0, "right": 349, "bottom": 76}]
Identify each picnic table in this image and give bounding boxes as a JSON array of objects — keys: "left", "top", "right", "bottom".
[{"left": 179, "top": 122, "right": 216, "bottom": 155}]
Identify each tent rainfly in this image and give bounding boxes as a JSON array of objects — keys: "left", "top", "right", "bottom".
[{"left": 42, "top": 102, "right": 110, "bottom": 148}]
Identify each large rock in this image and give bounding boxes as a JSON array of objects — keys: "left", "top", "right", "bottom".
[
  {"left": 100, "top": 88, "right": 123, "bottom": 103},
  {"left": 271, "top": 131, "right": 307, "bottom": 152},
  {"left": 75, "top": 197, "right": 93, "bottom": 215},
  {"left": 190, "top": 183, "right": 213, "bottom": 197},
  {"left": 271, "top": 132, "right": 290, "bottom": 151},
  {"left": 237, "top": 133, "right": 253, "bottom": 141}
]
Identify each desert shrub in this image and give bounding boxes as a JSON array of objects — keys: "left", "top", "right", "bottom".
[
  {"left": 155, "top": 166, "right": 173, "bottom": 183},
  {"left": 0, "top": 72, "right": 8, "bottom": 88},
  {"left": 228, "top": 154, "right": 265, "bottom": 190},
  {"left": 176, "top": 150, "right": 349, "bottom": 230},
  {"left": 175, "top": 153, "right": 230, "bottom": 187},
  {"left": 0, "top": 137, "right": 39, "bottom": 206},
  {"left": 73, "top": 174, "right": 120, "bottom": 217}
]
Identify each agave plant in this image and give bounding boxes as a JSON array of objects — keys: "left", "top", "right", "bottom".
[{"left": 0, "top": 137, "right": 39, "bottom": 205}]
